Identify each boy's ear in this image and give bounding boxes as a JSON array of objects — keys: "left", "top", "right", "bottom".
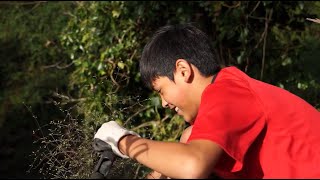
[{"left": 175, "top": 59, "right": 193, "bottom": 83}]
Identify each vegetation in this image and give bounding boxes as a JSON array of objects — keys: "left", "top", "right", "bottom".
[{"left": 0, "top": 1, "right": 319, "bottom": 179}]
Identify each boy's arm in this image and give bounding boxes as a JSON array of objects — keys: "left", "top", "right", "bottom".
[
  {"left": 119, "top": 133, "right": 222, "bottom": 179},
  {"left": 94, "top": 121, "right": 223, "bottom": 179},
  {"left": 145, "top": 125, "right": 194, "bottom": 179}
]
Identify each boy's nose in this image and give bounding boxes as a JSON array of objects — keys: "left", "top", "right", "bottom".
[{"left": 161, "top": 98, "right": 169, "bottom": 108}]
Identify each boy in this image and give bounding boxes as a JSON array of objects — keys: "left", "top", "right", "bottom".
[{"left": 94, "top": 23, "right": 320, "bottom": 178}]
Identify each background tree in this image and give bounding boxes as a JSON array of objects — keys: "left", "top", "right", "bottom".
[{"left": 0, "top": 1, "right": 319, "bottom": 179}]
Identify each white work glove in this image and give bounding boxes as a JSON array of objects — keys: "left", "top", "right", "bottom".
[{"left": 94, "top": 121, "right": 140, "bottom": 158}]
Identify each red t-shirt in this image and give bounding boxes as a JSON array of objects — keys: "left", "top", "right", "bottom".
[{"left": 187, "top": 66, "right": 320, "bottom": 178}]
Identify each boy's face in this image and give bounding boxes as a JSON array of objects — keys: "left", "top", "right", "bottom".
[
  {"left": 152, "top": 76, "right": 197, "bottom": 124},
  {"left": 151, "top": 60, "right": 201, "bottom": 124}
]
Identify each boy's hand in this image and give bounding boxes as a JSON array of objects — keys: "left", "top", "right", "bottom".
[{"left": 94, "top": 121, "right": 140, "bottom": 158}]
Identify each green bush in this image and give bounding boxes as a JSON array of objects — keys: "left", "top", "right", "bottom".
[{"left": 1, "top": 1, "right": 319, "bottom": 179}]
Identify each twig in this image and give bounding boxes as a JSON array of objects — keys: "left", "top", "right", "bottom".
[
  {"left": 134, "top": 164, "right": 142, "bottom": 179},
  {"left": 129, "top": 49, "right": 137, "bottom": 62},
  {"left": 254, "top": 27, "right": 267, "bottom": 50},
  {"left": 306, "top": 18, "right": 320, "bottom": 24},
  {"left": 63, "top": 12, "right": 77, "bottom": 18},
  {"left": 23, "top": 102, "right": 45, "bottom": 139},
  {"left": 219, "top": 44, "right": 225, "bottom": 65},
  {"left": 131, "top": 121, "right": 158, "bottom": 131},
  {"left": 221, "top": 1, "right": 241, "bottom": 8},
  {"left": 130, "top": 114, "right": 170, "bottom": 132},
  {"left": 161, "top": 114, "right": 170, "bottom": 123},
  {"left": 41, "top": 61, "right": 74, "bottom": 70},
  {"left": 248, "top": 1, "right": 261, "bottom": 17},
  {"left": 52, "top": 92, "right": 86, "bottom": 104},
  {"left": 260, "top": 9, "right": 273, "bottom": 80},
  {"left": 123, "top": 105, "right": 152, "bottom": 126},
  {"left": 248, "top": 15, "right": 267, "bottom": 21},
  {"left": 245, "top": 57, "right": 249, "bottom": 73},
  {"left": 0, "top": 1, "right": 47, "bottom": 5},
  {"left": 106, "top": 59, "right": 120, "bottom": 92}
]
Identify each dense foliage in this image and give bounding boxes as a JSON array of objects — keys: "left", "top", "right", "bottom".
[{"left": 0, "top": 1, "right": 319, "bottom": 179}]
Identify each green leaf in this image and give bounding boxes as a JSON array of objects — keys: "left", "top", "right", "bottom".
[
  {"left": 117, "top": 61, "right": 125, "bottom": 69},
  {"left": 112, "top": 10, "right": 120, "bottom": 18}
]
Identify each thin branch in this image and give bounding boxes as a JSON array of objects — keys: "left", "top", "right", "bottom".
[
  {"left": 306, "top": 18, "right": 320, "bottom": 24},
  {"left": 219, "top": 44, "right": 225, "bottom": 65},
  {"left": 254, "top": 29, "right": 267, "bottom": 50},
  {"left": 260, "top": 9, "right": 273, "bottom": 80},
  {"left": 23, "top": 102, "right": 45, "bottom": 139},
  {"left": 245, "top": 57, "right": 249, "bottom": 73},
  {"left": 106, "top": 59, "right": 120, "bottom": 92},
  {"left": 131, "top": 121, "right": 158, "bottom": 131},
  {"left": 52, "top": 92, "right": 86, "bottom": 104},
  {"left": 248, "top": 1, "right": 261, "bottom": 17},
  {"left": 134, "top": 164, "right": 142, "bottom": 179},
  {"left": 161, "top": 114, "right": 170, "bottom": 123},
  {"left": 129, "top": 49, "right": 137, "bottom": 62},
  {"left": 123, "top": 105, "right": 152, "bottom": 126},
  {"left": 0, "top": 1, "right": 47, "bottom": 5},
  {"left": 248, "top": 15, "right": 267, "bottom": 21},
  {"left": 41, "top": 61, "right": 74, "bottom": 70},
  {"left": 63, "top": 12, "right": 77, "bottom": 18},
  {"left": 221, "top": 1, "right": 241, "bottom": 9}
]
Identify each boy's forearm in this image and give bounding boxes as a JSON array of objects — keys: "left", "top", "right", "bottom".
[
  {"left": 118, "top": 135, "right": 197, "bottom": 178},
  {"left": 144, "top": 126, "right": 193, "bottom": 179}
]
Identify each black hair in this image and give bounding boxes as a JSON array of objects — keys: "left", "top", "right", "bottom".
[{"left": 139, "top": 23, "right": 221, "bottom": 89}]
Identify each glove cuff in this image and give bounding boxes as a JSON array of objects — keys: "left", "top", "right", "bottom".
[{"left": 94, "top": 121, "right": 141, "bottom": 159}]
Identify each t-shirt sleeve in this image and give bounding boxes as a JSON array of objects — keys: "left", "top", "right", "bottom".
[{"left": 187, "top": 80, "right": 266, "bottom": 172}]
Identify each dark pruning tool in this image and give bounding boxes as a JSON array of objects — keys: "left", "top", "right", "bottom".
[{"left": 90, "top": 138, "right": 117, "bottom": 179}]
